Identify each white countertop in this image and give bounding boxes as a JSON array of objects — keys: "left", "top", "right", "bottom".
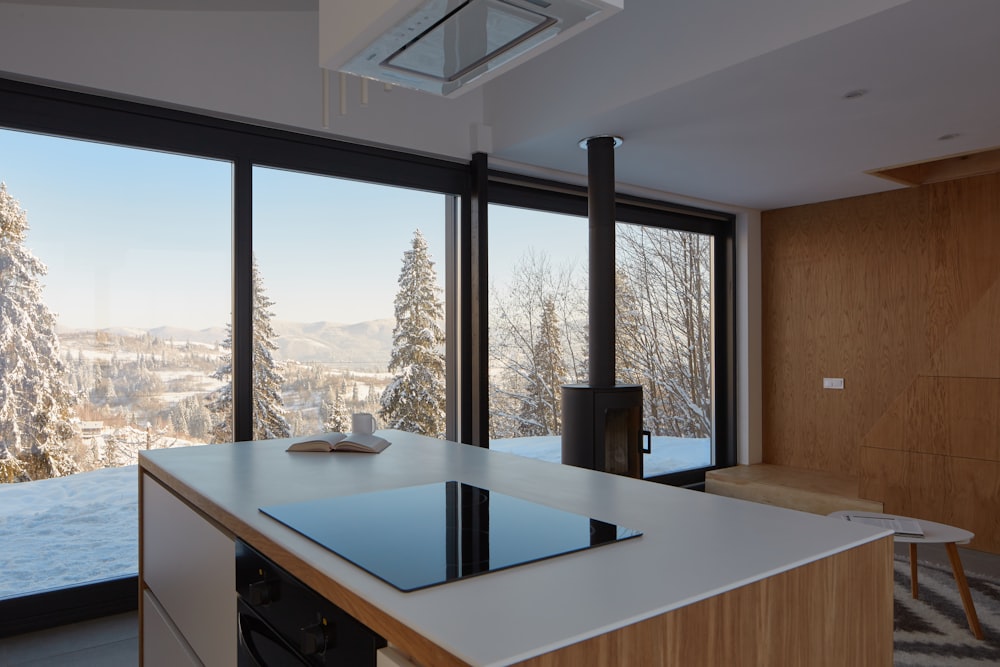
[{"left": 139, "top": 431, "right": 890, "bottom": 667}]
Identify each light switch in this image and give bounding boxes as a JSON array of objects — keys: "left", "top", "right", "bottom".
[{"left": 823, "top": 377, "right": 845, "bottom": 390}]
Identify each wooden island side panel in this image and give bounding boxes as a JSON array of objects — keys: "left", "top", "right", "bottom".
[{"left": 516, "top": 536, "right": 894, "bottom": 667}]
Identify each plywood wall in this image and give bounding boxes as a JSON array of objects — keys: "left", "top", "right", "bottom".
[{"left": 761, "top": 173, "right": 1000, "bottom": 552}]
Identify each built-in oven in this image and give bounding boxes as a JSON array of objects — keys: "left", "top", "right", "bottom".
[{"left": 235, "top": 540, "right": 386, "bottom": 667}]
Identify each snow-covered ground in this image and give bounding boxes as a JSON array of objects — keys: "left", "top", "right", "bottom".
[
  {"left": 491, "top": 435, "right": 711, "bottom": 477},
  {"left": 0, "top": 465, "right": 138, "bottom": 600},
  {"left": 0, "top": 436, "right": 709, "bottom": 600}
]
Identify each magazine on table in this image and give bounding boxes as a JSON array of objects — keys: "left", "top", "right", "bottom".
[{"left": 842, "top": 513, "right": 924, "bottom": 537}]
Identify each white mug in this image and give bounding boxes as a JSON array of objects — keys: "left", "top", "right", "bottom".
[{"left": 352, "top": 412, "right": 377, "bottom": 435}]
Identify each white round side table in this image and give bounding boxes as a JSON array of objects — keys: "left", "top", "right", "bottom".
[{"left": 828, "top": 510, "right": 982, "bottom": 640}]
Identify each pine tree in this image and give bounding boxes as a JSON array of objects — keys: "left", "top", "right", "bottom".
[
  {"left": 320, "top": 388, "right": 350, "bottom": 432},
  {"left": 209, "top": 255, "right": 291, "bottom": 442},
  {"left": 380, "top": 230, "right": 446, "bottom": 437},
  {"left": 519, "top": 298, "right": 567, "bottom": 436},
  {"left": 0, "top": 182, "right": 79, "bottom": 482}
]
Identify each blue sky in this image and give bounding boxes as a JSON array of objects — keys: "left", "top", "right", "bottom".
[{"left": 0, "top": 128, "right": 586, "bottom": 330}]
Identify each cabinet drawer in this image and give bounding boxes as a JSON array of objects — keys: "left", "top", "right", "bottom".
[
  {"left": 142, "top": 474, "right": 235, "bottom": 667},
  {"left": 142, "top": 589, "right": 201, "bottom": 667}
]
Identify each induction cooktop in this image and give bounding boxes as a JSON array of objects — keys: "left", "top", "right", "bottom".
[{"left": 260, "top": 481, "right": 642, "bottom": 592}]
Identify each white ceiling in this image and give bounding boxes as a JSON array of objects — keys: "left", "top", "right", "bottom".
[
  {"left": 2, "top": 0, "right": 999, "bottom": 210},
  {"left": 483, "top": 0, "right": 1000, "bottom": 209}
]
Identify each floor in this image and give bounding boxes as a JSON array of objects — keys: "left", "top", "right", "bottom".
[
  {"left": 1, "top": 544, "right": 998, "bottom": 666},
  {"left": 0, "top": 612, "right": 137, "bottom": 666},
  {"left": 899, "top": 541, "right": 1000, "bottom": 579}
]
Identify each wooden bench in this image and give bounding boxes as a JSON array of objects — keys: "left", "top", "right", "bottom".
[{"left": 705, "top": 464, "right": 883, "bottom": 515}]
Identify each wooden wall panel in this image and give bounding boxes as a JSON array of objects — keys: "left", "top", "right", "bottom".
[
  {"left": 762, "top": 187, "right": 929, "bottom": 474},
  {"left": 861, "top": 376, "right": 1000, "bottom": 461},
  {"left": 925, "top": 177, "right": 1000, "bottom": 346},
  {"left": 763, "top": 172, "right": 1000, "bottom": 553},
  {"left": 927, "top": 277, "right": 1000, "bottom": 378},
  {"left": 860, "top": 447, "right": 1000, "bottom": 553}
]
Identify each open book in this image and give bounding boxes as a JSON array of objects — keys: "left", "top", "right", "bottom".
[
  {"left": 286, "top": 432, "right": 391, "bottom": 454},
  {"left": 843, "top": 514, "right": 924, "bottom": 537}
]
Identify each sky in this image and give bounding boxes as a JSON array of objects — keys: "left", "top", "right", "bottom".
[{"left": 0, "top": 127, "right": 587, "bottom": 331}]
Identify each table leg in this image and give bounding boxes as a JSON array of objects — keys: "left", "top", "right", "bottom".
[
  {"left": 945, "top": 542, "right": 984, "bottom": 640},
  {"left": 909, "top": 543, "right": 919, "bottom": 599}
]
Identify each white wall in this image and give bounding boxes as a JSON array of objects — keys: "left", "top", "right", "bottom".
[{"left": 0, "top": 4, "right": 482, "bottom": 160}]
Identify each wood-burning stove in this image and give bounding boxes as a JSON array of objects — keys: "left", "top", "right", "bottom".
[
  {"left": 561, "top": 135, "right": 645, "bottom": 479},
  {"left": 562, "top": 383, "right": 643, "bottom": 478}
]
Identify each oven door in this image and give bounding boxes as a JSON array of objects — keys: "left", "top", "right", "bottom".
[{"left": 237, "top": 598, "right": 310, "bottom": 667}]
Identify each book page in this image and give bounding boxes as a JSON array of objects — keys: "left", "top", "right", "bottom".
[
  {"left": 286, "top": 432, "right": 347, "bottom": 452},
  {"left": 335, "top": 433, "right": 391, "bottom": 453}
]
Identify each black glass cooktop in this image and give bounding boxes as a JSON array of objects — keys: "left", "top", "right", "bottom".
[{"left": 260, "top": 481, "right": 642, "bottom": 592}]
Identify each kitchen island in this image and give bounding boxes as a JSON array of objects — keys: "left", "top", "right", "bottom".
[{"left": 138, "top": 430, "right": 893, "bottom": 666}]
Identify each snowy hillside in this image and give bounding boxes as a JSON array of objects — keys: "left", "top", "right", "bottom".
[
  {"left": 273, "top": 318, "right": 394, "bottom": 366},
  {"left": 60, "top": 319, "right": 395, "bottom": 367}
]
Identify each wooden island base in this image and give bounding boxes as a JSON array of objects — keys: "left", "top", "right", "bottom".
[{"left": 516, "top": 536, "right": 893, "bottom": 667}]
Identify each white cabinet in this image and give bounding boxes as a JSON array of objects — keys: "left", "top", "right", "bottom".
[
  {"left": 142, "top": 474, "right": 235, "bottom": 667},
  {"left": 142, "top": 589, "right": 201, "bottom": 667}
]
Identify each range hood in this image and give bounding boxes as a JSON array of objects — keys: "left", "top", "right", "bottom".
[{"left": 319, "top": 0, "right": 623, "bottom": 97}]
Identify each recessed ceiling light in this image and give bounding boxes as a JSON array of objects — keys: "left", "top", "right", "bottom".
[
  {"left": 937, "top": 133, "right": 961, "bottom": 141},
  {"left": 842, "top": 89, "right": 869, "bottom": 100}
]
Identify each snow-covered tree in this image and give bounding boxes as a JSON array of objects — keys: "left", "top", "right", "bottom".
[
  {"left": 0, "top": 183, "right": 79, "bottom": 482},
  {"left": 379, "top": 230, "right": 446, "bottom": 437},
  {"left": 518, "top": 298, "right": 567, "bottom": 436},
  {"left": 209, "top": 255, "right": 290, "bottom": 442},
  {"left": 320, "top": 388, "right": 350, "bottom": 432},
  {"left": 171, "top": 395, "right": 212, "bottom": 440},
  {"left": 488, "top": 251, "right": 585, "bottom": 439},
  {"left": 616, "top": 225, "right": 711, "bottom": 437}
]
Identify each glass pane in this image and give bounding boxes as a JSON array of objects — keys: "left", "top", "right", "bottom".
[
  {"left": 252, "top": 167, "right": 448, "bottom": 441},
  {"left": 487, "top": 205, "right": 587, "bottom": 463},
  {"left": 615, "top": 223, "right": 714, "bottom": 477},
  {"left": 0, "top": 128, "right": 231, "bottom": 599},
  {"left": 387, "top": 0, "right": 551, "bottom": 81}
]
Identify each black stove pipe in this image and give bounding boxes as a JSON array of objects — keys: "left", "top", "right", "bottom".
[{"left": 585, "top": 136, "right": 617, "bottom": 388}]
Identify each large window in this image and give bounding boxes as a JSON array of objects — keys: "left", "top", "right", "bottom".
[
  {"left": 487, "top": 204, "right": 587, "bottom": 458},
  {"left": 486, "top": 182, "right": 734, "bottom": 484},
  {"left": 0, "top": 77, "right": 466, "bottom": 632},
  {"left": 615, "top": 223, "right": 715, "bottom": 476},
  {"left": 0, "top": 128, "right": 231, "bottom": 601},
  {"left": 251, "top": 167, "right": 449, "bottom": 440}
]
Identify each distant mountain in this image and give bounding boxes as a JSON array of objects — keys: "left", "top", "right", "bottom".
[
  {"left": 147, "top": 325, "right": 228, "bottom": 346},
  {"left": 272, "top": 319, "right": 394, "bottom": 366},
  {"left": 57, "top": 320, "right": 395, "bottom": 367}
]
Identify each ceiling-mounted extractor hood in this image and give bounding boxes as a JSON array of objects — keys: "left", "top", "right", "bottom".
[{"left": 319, "top": 0, "right": 623, "bottom": 97}]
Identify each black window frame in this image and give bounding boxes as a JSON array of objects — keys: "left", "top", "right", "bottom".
[
  {"left": 0, "top": 76, "right": 469, "bottom": 635},
  {"left": 483, "top": 172, "right": 736, "bottom": 488}
]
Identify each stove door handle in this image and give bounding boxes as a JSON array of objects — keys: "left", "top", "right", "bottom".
[{"left": 641, "top": 429, "right": 652, "bottom": 454}]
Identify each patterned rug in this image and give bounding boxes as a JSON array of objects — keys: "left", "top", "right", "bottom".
[{"left": 894, "top": 556, "right": 1000, "bottom": 666}]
